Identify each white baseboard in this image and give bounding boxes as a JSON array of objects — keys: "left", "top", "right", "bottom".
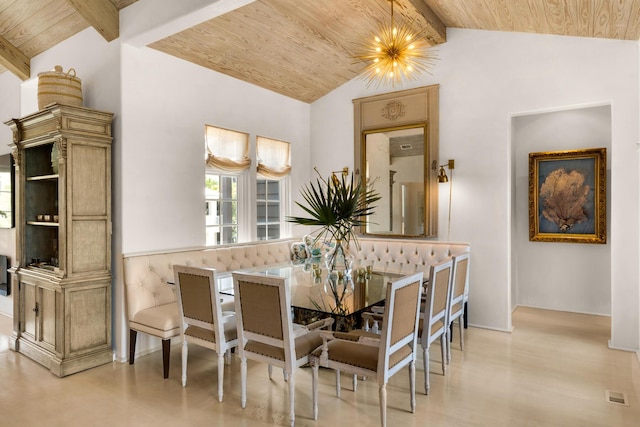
[
  {"left": 466, "top": 323, "right": 512, "bottom": 333},
  {"left": 608, "top": 340, "right": 640, "bottom": 353},
  {"left": 515, "top": 303, "right": 610, "bottom": 318}
]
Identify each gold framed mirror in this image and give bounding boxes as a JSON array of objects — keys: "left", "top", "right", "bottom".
[
  {"left": 354, "top": 85, "right": 439, "bottom": 238},
  {"left": 362, "top": 124, "right": 427, "bottom": 235}
]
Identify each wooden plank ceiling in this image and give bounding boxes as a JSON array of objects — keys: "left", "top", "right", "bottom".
[{"left": 2, "top": 0, "right": 640, "bottom": 103}]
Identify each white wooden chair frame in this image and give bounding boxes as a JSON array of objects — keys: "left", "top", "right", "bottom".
[
  {"left": 446, "top": 252, "right": 470, "bottom": 362},
  {"left": 311, "top": 272, "right": 423, "bottom": 427},
  {"left": 174, "top": 265, "right": 238, "bottom": 402},
  {"left": 232, "top": 272, "right": 332, "bottom": 427},
  {"left": 421, "top": 259, "right": 454, "bottom": 395}
]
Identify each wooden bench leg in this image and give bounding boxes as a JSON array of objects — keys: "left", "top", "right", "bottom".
[
  {"left": 129, "top": 329, "right": 137, "bottom": 364},
  {"left": 463, "top": 302, "right": 468, "bottom": 329},
  {"left": 162, "top": 339, "right": 171, "bottom": 379}
]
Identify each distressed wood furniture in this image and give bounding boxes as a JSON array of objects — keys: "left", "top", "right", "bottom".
[{"left": 6, "top": 104, "right": 113, "bottom": 377}]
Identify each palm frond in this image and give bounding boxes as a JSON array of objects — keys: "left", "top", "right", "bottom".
[{"left": 286, "top": 171, "right": 380, "bottom": 246}]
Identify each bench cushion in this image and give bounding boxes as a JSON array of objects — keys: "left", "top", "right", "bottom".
[{"left": 129, "top": 302, "right": 181, "bottom": 339}]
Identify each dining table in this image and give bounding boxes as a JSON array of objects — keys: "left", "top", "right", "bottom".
[{"left": 216, "top": 261, "right": 406, "bottom": 331}]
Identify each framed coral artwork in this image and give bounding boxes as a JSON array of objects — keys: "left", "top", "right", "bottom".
[{"left": 529, "top": 148, "right": 606, "bottom": 244}]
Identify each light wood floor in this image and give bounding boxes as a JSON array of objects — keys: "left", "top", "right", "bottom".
[{"left": 1, "top": 306, "right": 639, "bottom": 426}]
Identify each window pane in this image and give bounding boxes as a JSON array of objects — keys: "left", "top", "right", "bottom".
[
  {"left": 255, "top": 178, "right": 282, "bottom": 241},
  {"left": 257, "top": 225, "right": 266, "bottom": 240},
  {"left": 206, "top": 173, "right": 238, "bottom": 246},
  {"left": 257, "top": 181, "right": 266, "bottom": 199},
  {"left": 221, "top": 226, "right": 237, "bottom": 244},
  {"left": 206, "top": 226, "right": 220, "bottom": 245},
  {"left": 257, "top": 202, "right": 266, "bottom": 223},
  {"left": 221, "top": 176, "right": 237, "bottom": 199},
  {"left": 267, "top": 181, "right": 279, "bottom": 201},
  {"left": 205, "top": 176, "right": 219, "bottom": 197},
  {"left": 268, "top": 225, "right": 280, "bottom": 240},
  {"left": 220, "top": 201, "right": 236, "bottom": 225},
  {"left": 267, "top": 204, "right": 279, "bottom": 222},
  {"left": 205, "top": 201, "right": 219, "bottom": 225}
]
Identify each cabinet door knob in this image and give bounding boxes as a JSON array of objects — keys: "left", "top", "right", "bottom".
[{"left": 32, "top": 303, "right": 39, "bottom": 316}]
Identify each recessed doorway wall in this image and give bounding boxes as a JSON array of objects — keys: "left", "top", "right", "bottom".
[{"left": 512, "top": 105, "right": 612, "bottom": 316}]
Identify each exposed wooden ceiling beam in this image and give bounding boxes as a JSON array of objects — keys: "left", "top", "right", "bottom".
[
  {"left": 0, "top": 34, "right": 30, "bottom": 81},
  {"left": 66, "top": 0, "right": 120, "bottom": 42},
  {"left": 406, "top": 0, "right": 446, "bottom": 45}
]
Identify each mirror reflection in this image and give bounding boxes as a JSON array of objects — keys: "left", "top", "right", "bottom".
[{"left": 364, "top": 125, "right": 426, "bottom": 236}]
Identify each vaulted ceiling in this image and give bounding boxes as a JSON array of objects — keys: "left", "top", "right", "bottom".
[{"left": 2, "top": 0, "right": 640, "bottom": 103}]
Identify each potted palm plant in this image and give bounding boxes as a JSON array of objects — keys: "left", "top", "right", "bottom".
[{"left": 286, "top": 169, "right": 380, "bottom": 275}]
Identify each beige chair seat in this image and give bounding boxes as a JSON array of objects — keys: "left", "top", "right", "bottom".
[
  {"left": 316, "top": 340, "right": 413, "bottom": 372},
  {"left": 244, "top": 332, "right": 323, "bottom": 361},
  {"left": 129, "top": 303, "right": 180, "bottom": 338},
  {"left": 184, "top": 317, "right": 237, "bottom": 343}
]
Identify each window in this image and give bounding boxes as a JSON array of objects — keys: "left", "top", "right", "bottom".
[
  {"left": 204, "top": 126, "right": 292, "bottom": 244},
  {"left": 205, "top": 173, "right": 238, "bottom": 245},
  {"left": 256, "top": 179, "right": 281, "bottom": 240},
  {"left": 256, "top": 136, "right": 291, "bottom": 241}
]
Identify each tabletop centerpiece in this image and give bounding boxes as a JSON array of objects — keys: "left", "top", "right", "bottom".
[{"left": 286, "top": 168, "right": 380, "bottom": 277}]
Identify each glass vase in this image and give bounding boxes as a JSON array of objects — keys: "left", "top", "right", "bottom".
[{"left": 324, "top": 239, "right": 355, "bottom": 277}]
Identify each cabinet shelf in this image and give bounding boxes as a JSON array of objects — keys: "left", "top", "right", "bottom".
[
  {"left": 27, "top": 221, "right": 59, "bottom": 227},
  {"left": 27, "top": 174, "right": 59, "bottom": 181}
]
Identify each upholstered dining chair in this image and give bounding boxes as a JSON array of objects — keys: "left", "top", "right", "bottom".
[
  {"left": 232, "top": 272, "right": 333, "bottom": 427},
  {"left": 173, "top": 265, "right": 238, "bottom": 402},
  {"left": 446, "top": 252, "right": 471, "bottom": 362},
  {"left": 419, "top": 258, "right": 454, "bottom": 395},
  {"left": 311, "top": 272, "right": 423, "bottom": 427}
]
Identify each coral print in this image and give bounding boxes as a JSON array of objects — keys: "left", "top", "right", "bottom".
[
  {"left": 529, "top": 148, "right": 606, "bottom": 244},
  {"left": 539, "top": 168, "right": 590, "bottom": 232}
]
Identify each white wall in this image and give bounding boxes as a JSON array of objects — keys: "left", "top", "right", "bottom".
[
  {"left": 513, "top": 105, "right": 612, "bottom": 315},
  {"left": 117, "top": 44, "right": 311, "bottom": 360},
  {"left": 311, "top": 28, "right": 640, "bottom": 351}
]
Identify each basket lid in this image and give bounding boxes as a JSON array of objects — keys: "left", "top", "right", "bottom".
[{"left": 38, "top": 65, "right": 81, "bottom": 82}]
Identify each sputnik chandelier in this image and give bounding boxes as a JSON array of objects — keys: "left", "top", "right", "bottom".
[{"left": 357, "top": 0, "right": 438, "bottom": 87}]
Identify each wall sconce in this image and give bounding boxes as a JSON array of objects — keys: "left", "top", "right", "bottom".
[
  {"left": 438, "top": 160, "right": 455, "bottom": 240},
  {"left": 437, "top": 159, "right": 454, "bottom": 183}
]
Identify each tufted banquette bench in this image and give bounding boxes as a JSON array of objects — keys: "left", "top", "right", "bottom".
[
  {"left": 352, "top": 237, "right": 470, "bottom": 275},
  {"left": 122, "top": 236, "right": 470, "bottom": 379},
  {"left": 122, "top": 238, "right": 299, "bottom": 378}
]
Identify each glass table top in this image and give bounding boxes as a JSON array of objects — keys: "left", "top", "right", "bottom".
[{"left": 217, "top": 262, "right": 405, "bottom": 317}]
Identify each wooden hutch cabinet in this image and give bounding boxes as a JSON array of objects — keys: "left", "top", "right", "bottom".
[{"left": 5, "top": 104, "right": 113, "bottom": 376}]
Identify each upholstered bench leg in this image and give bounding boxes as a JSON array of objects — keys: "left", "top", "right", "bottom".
[
  {"left": 162, "top": 339, "right": 171, "bottom": 379},
  {"left": 129, "top": 329, "right": 137, "bottom": 364}
]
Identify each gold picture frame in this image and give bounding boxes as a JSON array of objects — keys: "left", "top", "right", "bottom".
[{"left": 529, "top": 148, "right": 606, "bottom": 244}]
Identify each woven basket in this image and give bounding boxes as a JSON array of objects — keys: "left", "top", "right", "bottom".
[{"left": 38, "top": 65, "right": 83, "bottom": 109}]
